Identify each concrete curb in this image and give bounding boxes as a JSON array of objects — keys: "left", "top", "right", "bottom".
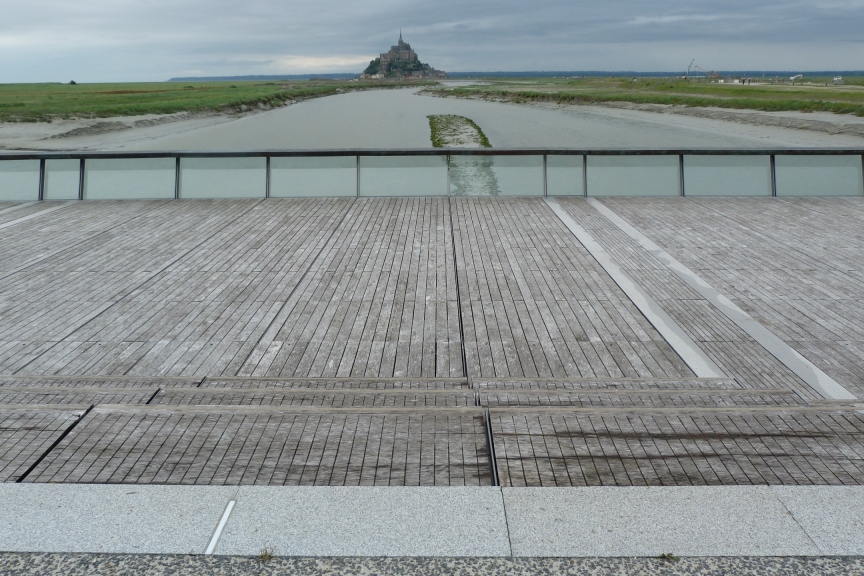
[{"left": 2, "top": 485, "right": 863, "bottom": 557}]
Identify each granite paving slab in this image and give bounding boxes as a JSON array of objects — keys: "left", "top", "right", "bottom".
[
  {"left": 216, "top": 486, "right": 510, "bottom": 557},
  {"left": 771, "top": 485, "right": 864, "bottom": 555},
  {"left": 0, "top": 484, "right": 237, "bottom": 554},
  {"left": 502, "top": 486, "right": 820, "bottom": 557}
]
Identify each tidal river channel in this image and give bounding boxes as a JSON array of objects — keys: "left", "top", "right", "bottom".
[{"left": 124, "top": 88, "right": 864, "bottom": 151}]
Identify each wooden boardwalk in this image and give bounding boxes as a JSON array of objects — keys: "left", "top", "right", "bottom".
[
  {"left": 574, "top": 197, "right": 864, "bottom": 399},
  {"left": 453, "top": 199, "right": 692, "bottom": 379},
  {"left": 2, "top": 197, "right": 863, "bottom": 487}
]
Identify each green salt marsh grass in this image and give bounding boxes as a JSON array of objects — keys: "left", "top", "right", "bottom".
[
  {"left": 430, "top": 76, "right": 864, "bottom": 116},
  {"left": 0, "top": 79, "right": 436, "bottom": 122}
]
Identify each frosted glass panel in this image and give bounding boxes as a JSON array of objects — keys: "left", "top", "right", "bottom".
[
  {"left": 587, "top": 155, "right": 680, "bottom": 197},
  {"left": 775, "top": 155, "right": 863, "bottom": 197},
  {"left": 84, "top": 158, "right": 175, "bottom": 200},
  {"left": 270, "top": 156, "right": 355, "bottom": 197},
  {"left": 0, "top": 160, "right": 40, "bottom": 201},
  {"left": 44, "top": 159, "right": 81, "bottom": 200},
  {"left": 450, "top": 155, "right": 543, "bottom": 196},
  {"left": 547, "top": 155, "right": 584, "bottom": 196},
  {"left": 360, "top": 156, "right": 446, "bottom": 197},
  {"left": 180, "top": 157, "right": 265, "bottom": 199},
  {"left": 683, "top": 155, "right": 771, "bottom": 197}
]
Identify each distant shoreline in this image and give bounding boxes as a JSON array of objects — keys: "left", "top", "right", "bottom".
[
  {"left": 167, "top": 74, "right": 359, "bottom": 82},
  {"left": 169, "top": 70, "right": 864, "bottom": 82}
]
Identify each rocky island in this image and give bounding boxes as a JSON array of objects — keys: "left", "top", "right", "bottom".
[{"left": 361, "top": 32, "right": 446, "bottom": 79}]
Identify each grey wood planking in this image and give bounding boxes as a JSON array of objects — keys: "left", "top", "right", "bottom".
[
  {"left": 556, "top": 198, "right": 837, "bottom": 400},
  {"left": 592, "top": 197, "right": 864, "bottom": 398},
  {"left": 474, "top": 377, "right": 744, "bottom": 390},
  {"left": 452, "top": 198, "right": 694, "bottom": 380},
  {"left": 0, "top": 202, "right": 74, "bottom": 232},
  {"left": 1, "top": 199, "right": 351, "bottom": 377},
  {"left": 201, "top": 377, "right": 470, "bottom": 390},
  {"left": 0, "top": 376, "right": 200, "bottom": 388},
  {"left": 0, "top": 202, "right": 36, "bottom": 217},
  {"left": 0, "top": 406, "right": 88, "bottom": 482},
  {"left": 481, "top": 390, "right": 805, "bottom": 408},
  {"left": 491, "top": 409, "right": 864, "bottom": 487},
  {"left": 546, "top": 197, "right": 723, "bottom": 378},
  {"left": 152, "top": 387, "right": 475, "bottom": 408},
  {"left": 0, "top": 202, "right": 44, "bottom": 225},
  {"left": 21, "top": 406, "right": 491, "bottom": 486},
  {"left": 589, "top": 197, "right": 854, "bottom": 401},
  {"left": 0, "top": 201, "right": 166, "bottom": 275},
  {"left": 2, "top": 198, "right": 863, "bottom": 489},
  {"left": 238, "top": 198, "right": 461, "bottom": 378},
  {"left": 0, "top": 386, "right": 154, "bottom": 405}
]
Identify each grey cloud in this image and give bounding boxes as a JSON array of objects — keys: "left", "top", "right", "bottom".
[{"left": 1, "top": 0, "right": 863, "bottom": 81}]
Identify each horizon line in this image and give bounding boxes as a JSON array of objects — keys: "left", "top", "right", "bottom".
[{"left": 165, "top": 69, "right": 864, "bottom": 82}]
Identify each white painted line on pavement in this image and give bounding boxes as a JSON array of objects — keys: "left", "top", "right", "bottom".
[
  {"left": 205, "top": 500, "right": 235, "bottom": 555},
  {"left": 587, "top": 197, "right": 856, "bottom": 400},
  {"left": 544, "top": 197, "right": 725, "bottom": 378}
]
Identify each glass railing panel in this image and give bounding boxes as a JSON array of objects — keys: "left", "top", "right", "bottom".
[
  {"left": 179, "top": 157, "right": 265, "bottom": 199},
  {"left": 0, "top": 160, "right": 40, "bottom": 201},
  {"left": 270, "top": 156, "right": 356, "bottom": 197},
  {"left": 44, "top": 159, "right": 81, "bottom": 200},
  {"left": 683, "top": 155, "right": 771, "bottom": 197},
  {"left": 359, "top": 156, "right": 446, "bottom": 197},
  {"left": 547, "top": 154, "right": 584, "bottom": 196},
  {"left": 775, "top": 155, "right": 864, "bottom": 196},
  {"left": 587, "top": 155, "right": 680, "bottom": 197},
  {"left": 84, "top": 158, "right": 175, "bottom": 200},
  {"left": 449, "top": 154, "right": 543, "bottom": 196}
]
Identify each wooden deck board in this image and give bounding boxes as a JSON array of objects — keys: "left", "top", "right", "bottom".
[
  {"left": 3, "top": 197, "right": 864, "bottom": 487},
  {"left": 452, "top": 198, "right": 692, "bottom": 379},
  {"left": 238, "top": 198, "right": 460, "bottom": 378},
  {"left": 22, "top": 406, "right": 491, "bottom": 486},
  {"left": 582, "top": 197, "right": 864, "bottom": 398}
]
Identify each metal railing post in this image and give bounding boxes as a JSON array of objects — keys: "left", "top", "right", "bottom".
[
  {"left": 543, "top": 154, "right": 548, "bottom": 197},
  {"left": 770, "top": 154, "right": 777, "bottom": 197},
  {"left": 38, "top": 159, "right": 45, "bottom": 201},
  {"left": 583, "top": 154, "right": 588, "bottom": 197},
  {"left": 78, "top": 158, "right": 85, "bottom": 201},
  {"left": 356, "top": 155, "right": 360, "bottom": 198},
  {"left": 679, "top": 154, "right": 685, "bottom": 196},
  {"left": 174, "top": 157, "right": 180, "bottom": 199},
  {"left": 265, "top": 156, "right": 271, "bottom": 199},
  {"left": 446, "top": 154, "right": 451, "bottom": 196}
]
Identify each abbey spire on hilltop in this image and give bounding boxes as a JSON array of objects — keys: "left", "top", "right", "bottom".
[{"left": 361, "top": 32, "right": 446, "bottom": 79}]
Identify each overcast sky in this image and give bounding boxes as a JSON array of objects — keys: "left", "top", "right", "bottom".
[{"left": 3, "top": 0, "right": 863, "bottom": 82}]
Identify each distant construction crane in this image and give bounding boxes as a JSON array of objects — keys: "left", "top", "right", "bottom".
[
  {"left": 694, "top": 65, "right": 719, "bottom": 79},
  {"left": 686, "top": 59, "right": 694, "bottom": 79}
]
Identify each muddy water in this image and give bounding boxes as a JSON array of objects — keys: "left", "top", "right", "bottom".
[{"left": 121, "top": 88, "right": 864, "bottom": 151}]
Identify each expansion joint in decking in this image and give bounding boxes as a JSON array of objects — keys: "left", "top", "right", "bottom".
[
  {"left": 14, "top": 404, "right": 93, "bottom": 483},
  {"left": 448, "top": 197, "right": 497, "bottom": 485}
]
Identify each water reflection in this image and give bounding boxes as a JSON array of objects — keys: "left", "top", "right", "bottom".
[
  {"left": 450, "top": 155, "right": 544, "bottom": 196},
  {"left": 449, "top": 155, "right": 501, "bottom": 196}
]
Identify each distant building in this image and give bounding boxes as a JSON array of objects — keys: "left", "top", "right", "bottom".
[{"left": 361, "top": 32, "right": 446, "bottom": 79}]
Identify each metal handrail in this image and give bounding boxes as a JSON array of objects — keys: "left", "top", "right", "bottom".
[
  {"left": 1, "top": 148, "right": 864, "bottom": 160},
  {"left": 2, "top": 148, "right": 862, "bottom": 201}
]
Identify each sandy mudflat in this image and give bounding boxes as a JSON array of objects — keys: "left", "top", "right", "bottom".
[
  {"left": 2, "top": 88, "right": 863, "bottom": 151},
  {"left": 0, "top": 111, "right": 257, "bottom": 151}
]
